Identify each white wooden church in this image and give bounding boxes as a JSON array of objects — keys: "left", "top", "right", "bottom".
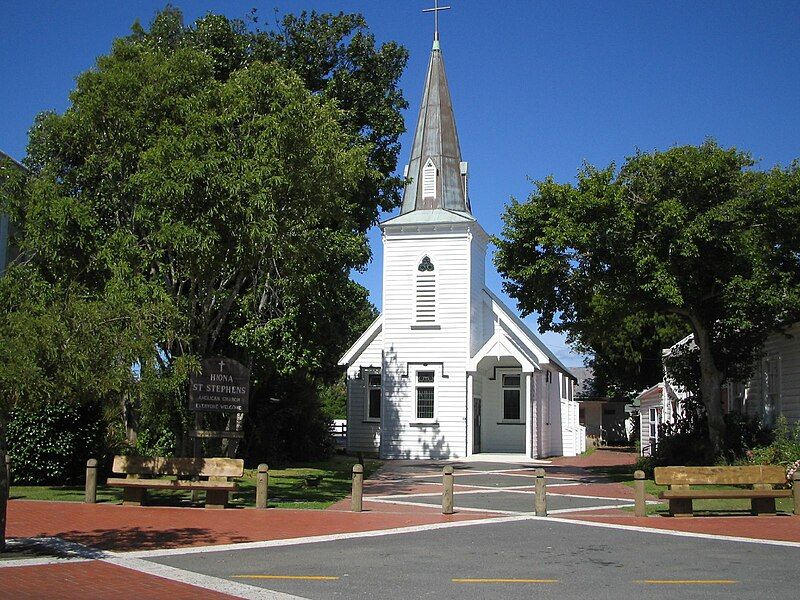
[{"left": 338, "top": 31, "right": 584, "bottom": 460}]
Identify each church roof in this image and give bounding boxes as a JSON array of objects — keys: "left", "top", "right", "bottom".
[
  {"left": 398, "top": 37, "right": 471, "bottom": 218},
  {"left": 381, "top": 208, "right": 474, "bottom": 227},
  {"left": 482, "top": 288, "right": 576, "bottom": 377}
]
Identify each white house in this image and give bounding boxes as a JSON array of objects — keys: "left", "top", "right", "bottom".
[
  {"left": 338, "top": 34, "right": 583, "bottom": 460},
  {"left": 636, "top": 325, "right": 800, "bottom": 455},
  {"left": 737, "top": 323, "right": 800, "bottom": 427}
]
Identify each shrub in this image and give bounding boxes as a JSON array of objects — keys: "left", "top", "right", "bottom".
[
  {"left": 7, "top": 400, "right": 110, "bottom": 484},
  {"left": 649, "top": 398, "right": 771, "bottom": 467},
  {"left": 749, "top": 416, "right": 800, "bottom": 469}
]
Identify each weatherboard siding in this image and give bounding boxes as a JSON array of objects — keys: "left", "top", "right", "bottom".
[
  {"left": 346, "top": 330, "right": 383, "bottom": 453},
  {"left": 743, "top": 324, "right": 800, "bottom": 425},
  {"left": 469, "top": 238, "right": 489, "bottom": 356},
  {"left": 380, "top": 227, "right": 472, "bottom": 458}
]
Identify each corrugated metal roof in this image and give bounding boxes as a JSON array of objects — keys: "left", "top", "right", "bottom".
[{"left": 399, "top": 39, "right": 471, "bottom": 219}]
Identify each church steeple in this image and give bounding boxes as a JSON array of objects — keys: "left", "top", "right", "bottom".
[{"left": 400, "top": 26, "right": 471, "bottom": 216}]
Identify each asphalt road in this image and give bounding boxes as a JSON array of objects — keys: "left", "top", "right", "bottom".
[{"left": 148, "top": 517, "right": 800, "bottom": 599}]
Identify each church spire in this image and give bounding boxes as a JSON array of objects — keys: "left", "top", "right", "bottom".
[{"left": 400, "top": 4, "right": 470, "bottom": 216}]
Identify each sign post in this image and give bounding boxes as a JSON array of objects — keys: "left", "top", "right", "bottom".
[{"left": 188, "top": 358, "right": 250, "bottom": 471}]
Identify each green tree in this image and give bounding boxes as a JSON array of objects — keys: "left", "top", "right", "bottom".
[
  {"left": 496, "top": 141, "right": 800, "bottom": 458},
  {"left": 573, "top": 312, "right": 688, "bottom": 401},
  {"left": 0, "top": 8, "right": 406, "bottom": 546}
]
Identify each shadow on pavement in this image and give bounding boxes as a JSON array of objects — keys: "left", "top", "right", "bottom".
[{"left": 50, "top": 526, "right": 250, "bottom": 551}]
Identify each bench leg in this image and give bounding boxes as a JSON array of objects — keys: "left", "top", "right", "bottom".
[
  {"left": 751, "top": 497, "right": 776, "bottom": 516},
  {"left": 205, "top": 489, "right": 229, "bottom": 509},
  {"left": 668, "top": 498, "right": 693, "bottom": 517},
  {"left": 122, "top": 488, "right": 146, "bottom": 506}
]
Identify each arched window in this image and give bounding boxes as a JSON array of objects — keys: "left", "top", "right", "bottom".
[
  {"left": 422, "top": 158, "right": 437, "bottom": 200},
  {"left": 415, "top": 255, "right": 436, "bottom": 324}
]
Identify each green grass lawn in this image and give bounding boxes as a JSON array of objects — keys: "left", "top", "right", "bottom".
[
  {"left": 585, "top": 464, "right": 796, "bottom": 516},
  {"left": 9, "top": 455, "right": 382, "bottom": 510}
]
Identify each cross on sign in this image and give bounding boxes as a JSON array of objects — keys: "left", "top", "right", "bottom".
[
  {"left": 422, "top": 0, "right": 451, "bottom": 41},
  {"left": 219, "top": 360, "right": 225, "bottom": 372}
]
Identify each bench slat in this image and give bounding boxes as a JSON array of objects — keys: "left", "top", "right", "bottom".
[
  {"left": 660, "top": 489, "right": 791, "bottom": 500},
  {"left": 654, "top": 465, "right": 786, "bottom": 486},
  {"left": 112, "top": 456, "right": 243, "bottom": 478},
  {"left": 106, "top": 477, "right": 237, "bottom": 491}
]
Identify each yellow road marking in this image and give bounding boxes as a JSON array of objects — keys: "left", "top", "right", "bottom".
[
  {"left": 634, "top": 579, "right": 737, "bottom": 585},
  {"left": 452, "top": 578, "right": 558, "bottom": 584},
  {"left": 232, "top": 575, "right": 340, "bottom": 581}
]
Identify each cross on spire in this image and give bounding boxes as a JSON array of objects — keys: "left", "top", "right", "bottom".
[{"left": 422, "top": 0, "right": 451, "bottom": 45}]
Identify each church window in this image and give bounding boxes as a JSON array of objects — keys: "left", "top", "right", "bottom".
[
  {"left": 422, "top": 158, "right": 437, "bottom": 200},
  {"left": 416, "top": 371, "right": 435, "bottom": 421},
  {"left": 415, "top": 256, "right": 436, "bottom": 324},
  {"left": 367, "top": 371, "right": 381, "bottom": 421},
  {"left": 502, "top": 373, "right": 521, "bottom": 421}
]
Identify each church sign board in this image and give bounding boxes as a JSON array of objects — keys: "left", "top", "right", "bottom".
[{"left": 189, "top": 358, "right": 250, "bottom": 412}]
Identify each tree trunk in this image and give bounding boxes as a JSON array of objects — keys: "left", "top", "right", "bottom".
[
  {"left": 0, "top": 420, "right": 7, "bottom": 552},
  {"left": 691, "top": 320, "right": 726, "bottom": 460},
  {"left": 122, "top": 393, "right": 138, "bottom": 447}
]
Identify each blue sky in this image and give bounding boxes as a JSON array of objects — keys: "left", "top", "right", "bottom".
[{"left": 2, "top": 1, "right": 799, "bottom": 367}]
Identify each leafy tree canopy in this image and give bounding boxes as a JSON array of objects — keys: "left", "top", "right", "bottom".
[
  {"left": 3, "top": 7, "right": 404, "bottom": 387},
  {"left": 496, "top": 141, "right": 800, "bottom": 456}
]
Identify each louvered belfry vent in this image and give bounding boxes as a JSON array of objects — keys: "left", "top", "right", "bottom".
[
  {"left": 422, "top": 158, "right": 437, "bottom": 201},
  {"left": 415, "top": 256, "right": 436, "bottom": 324}
]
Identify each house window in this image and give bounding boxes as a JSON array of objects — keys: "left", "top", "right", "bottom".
[
  {"left": 415, "top": 256, "right": 436, "bottom": 324},
  {"left": 416, "top": 371, "right": 435, "bottom": 420},
  {"left": 422, "top": 158, "right": 437, "bottom": 200},
  {"left": 502, "top": 373, "right": 521, "bottom": 421},
  {"left": 367, "top": 371, "right": 381, "bottom": 420},
  {"left": 762, "top": 355, "right": 781, "bottom": 427},
  {"left": 649, "top": 407, "right": 658, "bottom": 437}
]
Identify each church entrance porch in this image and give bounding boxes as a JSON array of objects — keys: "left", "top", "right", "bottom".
[{"left": 467, "top": 355, "right": 540, "bottom": 458}]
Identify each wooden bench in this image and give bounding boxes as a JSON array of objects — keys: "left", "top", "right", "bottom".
[
  {"left": 654, "top": 465, "right": 792, "bottom": 517},
  {"left": 106, "top": 456, "right": 244, "bottom": 509}
]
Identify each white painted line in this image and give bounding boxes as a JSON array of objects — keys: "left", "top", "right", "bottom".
[
  {"left": 364, "top": 497, "right": 525, "bottom": 515},
  {"left": 121, "top": 514, "right": 536, "bottom": 559},
  {"left": 373, "top": 487, "right": 534, "bottom": 499},
  {"left": 375, "top": 499, "right": 635, "bottom": 516},
  {"left": 105, "top": 555, "right": 308, "bottom": 599},
  {"left": 481, "top": 472, "right": 583, "bottom": 481},
  {"left": 376, "top": 483, "right": 576, "bottom": 497},
  {"left": 412, "top": 481, "right": 578, "bottom": 491},
  {"left": 406, "top": 468, "right": 568, "bottom": 479},
  {"left": 533, "top": 515, "right": 800, "bottom": 548},
  {"left": 547, "top": 492, "right": 641, "bottom": 503},
  {"left": 547, "top": 504, "right": 635, "bottom": 514}
]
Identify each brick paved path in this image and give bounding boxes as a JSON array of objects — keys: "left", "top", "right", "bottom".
[
  {"left": 1, "top": 560, "right": 237, "bottom": 600},
  {"left": 7, "top": 499, "right": 489, "bottom": 552}
]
